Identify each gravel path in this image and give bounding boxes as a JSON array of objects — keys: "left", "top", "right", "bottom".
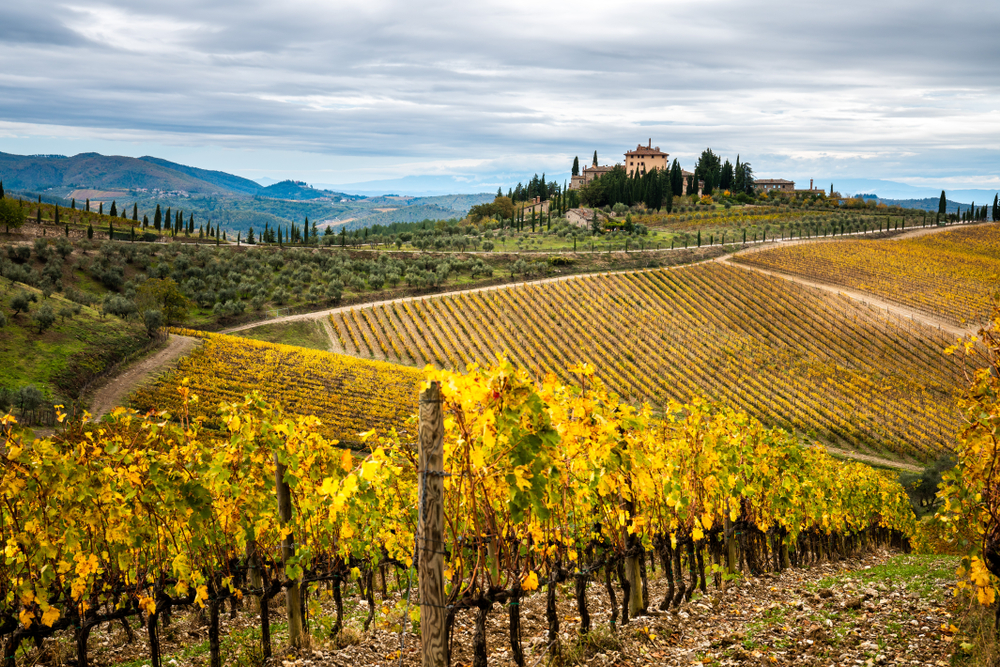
[{"left": 88, "top": 334, "right": 200, "bottom": 419}]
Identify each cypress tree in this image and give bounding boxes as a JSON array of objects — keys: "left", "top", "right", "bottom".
[
  {"left": 86, "top": 199, "right": 90, "bottom": 212},
  {"left": 109, "top": 221, "right": 114, "bottom": 239},
  {"left": 572, "top": 156, "right": 580, "bottom": 176},
  {"left": 938, "top": 191, "right": 947, "bottom": 215},
  {"left": 154, "top": 204, "right": 161, "bottom": 230},
  {"left": 87, "top": 223, "right": 93, "bottom": 239},
  {"left": 54, "top": 205, "right": 59, "bottom": 225},
  {"left": 71, "top": 198, "right": 76, "bottom": 209},
  {"left": 143, "top": 215, "right": 149, "bottom": 228},
  {"left": 110, "top": 201, "right": 117, "bottom": 217},
  {"left": 36, "top": 207, "right": 41, "bottom": 225},
  {"left": 592, "top": 150, "right": 598, "bottom": 167},
  {"left": 0, "top": 180, "right": 4, "bottom": 199},
  {"left": 993, "top": 193, "right": 998, "bottom": 222},
  {"left": 99, "top": 202, "right": 103, "bottom": 215}
]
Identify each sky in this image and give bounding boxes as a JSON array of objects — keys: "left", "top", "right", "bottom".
[{"left": 1, "top": 0, "right": 998, "bottom": 195}]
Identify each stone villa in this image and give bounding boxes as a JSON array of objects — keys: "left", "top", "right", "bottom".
[{"left": 570, "top": 140, "right": 693, "bottom": 193}]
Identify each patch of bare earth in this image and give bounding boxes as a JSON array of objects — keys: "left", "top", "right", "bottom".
[
  {"left": 33, "top": 550, "right": 961, "bottom": 667},
  {"left": 88, "top": 334, "right": 200, "bottom": 419}
]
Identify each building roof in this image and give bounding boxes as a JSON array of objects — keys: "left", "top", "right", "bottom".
[
  {"left": 583, "top": 165, "right": 616, "bottom": 173},
  {"left": 754, "top": 179, "right": 795, "bottom": 184},
  {"left": 625, "top": 144, "right": 668, "bottom": 157}
]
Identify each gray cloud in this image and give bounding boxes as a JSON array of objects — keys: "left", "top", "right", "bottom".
[{"left": 0, "top": 0, "right": 998, "bottom": 186}]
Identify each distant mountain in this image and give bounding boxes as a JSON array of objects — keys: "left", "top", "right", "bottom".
[
  {"left": 315, "top": 175, "right": 503, "bottom": 197},
  {"left": 873, "top": 197, "right": 973, "bottom": 214},
  {"left": 0, "top": 152, "right": 250, "bottom": 194},
  {"left": 138, "top": 156, "right": 262, "bottom": 195},
  {"left": 257, "top": 180, "right": 364, "bottom": 202},
  {"left": 821, "top": 177, "right": 999, "bottom": 205},
  {"left": 335, "top": 204, "right": 465, "bottom": 231}
]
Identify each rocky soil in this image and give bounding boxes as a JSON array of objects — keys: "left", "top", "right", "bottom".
[{"left": 28, "top": 551, "right": 962, "bottom": 667}]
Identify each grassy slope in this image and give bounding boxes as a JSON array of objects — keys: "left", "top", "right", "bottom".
[
  {"left": 0, "top": 281, "right": 147, "bottom": 403},
  {"left": 238, "top": 320, "right": 329, "bottom": 350}
]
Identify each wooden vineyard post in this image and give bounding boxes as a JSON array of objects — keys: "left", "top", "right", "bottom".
[
  {"left": 419, "top": 381, "right": 447, "bottom": 667},
  {"left": 275, "top": 453, "right": 304, "bottom": 647},
  {"left": 725, "top": 516, "right": 737, "bottom": 578}
]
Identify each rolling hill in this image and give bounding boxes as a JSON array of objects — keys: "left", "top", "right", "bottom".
[
  {"left": 0, "top": 152, "right": 492, "bottom": 234},
  {"left": 0, "top": 152, "right": 244, "bottom": 194}
]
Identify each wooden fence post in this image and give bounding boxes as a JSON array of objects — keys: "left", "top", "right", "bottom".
[
  {"left": 275, "top": 454, "right": 304, "bottom": 647},
  {"left": 418, "top": 381, "right": 447, "bottom": 667}
]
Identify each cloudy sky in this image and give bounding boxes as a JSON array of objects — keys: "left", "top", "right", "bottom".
[{"left": 0, "top": 0, "right": 998, "bottom": 193}]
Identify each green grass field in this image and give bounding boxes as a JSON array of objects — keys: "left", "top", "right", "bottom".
[
  {"left": 0, "top": 280, "right": 148, "bottom": 409},
  {"left": 238, "top": 319, "right": 330, "bottom": 350}
]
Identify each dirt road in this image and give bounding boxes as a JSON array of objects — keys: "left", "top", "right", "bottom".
[{"left": 88, "top": 334, "right": 200, "bottom": 419}]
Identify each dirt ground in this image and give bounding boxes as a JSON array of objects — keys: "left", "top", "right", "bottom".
[
  {"left": 87, "top": 334, "right": 200, "bottom": 418},
  {"left": 27, "top": 549, "right": 962, "bottom": 667}
]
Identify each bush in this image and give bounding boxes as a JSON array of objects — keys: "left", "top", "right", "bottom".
[
  {"left": 102, "top": 294, "right": 137, "bottom": 319},
  {"left": 10, "top": 290, "right": 35, "bottom": 316},
  {"left": 15, "top": 385, "right": 44, "bottom": 413},
  {"left": 55, "top": 237, "right": 73, "bottom": 258},
  {"left": 143, "top": 309, "right": 163, "bottom": 337},
  {"left": 6, "top": 245, "right": 30, "bottom": 263},
  {"left": 33, "top": 304, "right": 55, "bottom": 333}
]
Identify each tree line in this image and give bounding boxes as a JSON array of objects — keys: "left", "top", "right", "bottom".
[{"left": 576, "top": 149, "right": 755, "bottom": 210}]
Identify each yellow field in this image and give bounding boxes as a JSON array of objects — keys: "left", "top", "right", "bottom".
[
  {"left": 734, "top": 223, "right": 1000, "bottom": 326},
  {"left": 330, "top": 262, "right": 965, "bottom": 461},
  {"left": 128, "top": 331, "right": 422, "bottom": 445}
]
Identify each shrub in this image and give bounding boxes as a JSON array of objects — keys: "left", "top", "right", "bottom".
[
  {"left": 6, "top": 245, "right": 30, "bottom": 263},
  {"left": 10, "top": 290, "right": 34, "bottom": 316},
  {"left": 15, "top": 385, "right": 44, "bottom": 413},
  {"left": 143, "top": 309, "right": 163, "bottom": 337},
  {"left": 33, "top": 304, "right": 55, "bottom": 333},
  {"left": 102, "top": 294, "right": 136, "bottom": 319}
]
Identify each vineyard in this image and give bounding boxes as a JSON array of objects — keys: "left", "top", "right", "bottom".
[
  {"left": 734, "top": 223, "right": 1000, "bottom": 327},
  {"left": 2, "top": 362, "right": 916, "bottom": 667},
  {"left": 128, "top": 331, "right": 422, "bottom": 446},
  {"left": 329, "top": 262, "right": 964, "bottom": 461}
]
